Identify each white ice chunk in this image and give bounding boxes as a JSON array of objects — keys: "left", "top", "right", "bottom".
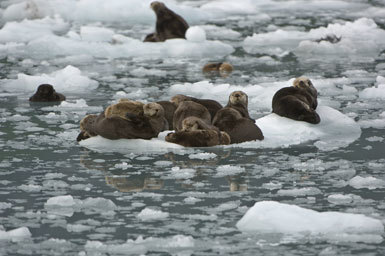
[
  {"left": 80, "top": 26, "right": 114, "bottom": 42},
  {"left": 348, "top": 176, "right": 385, "bottom": 190},
  {"left": 168, "top": 167, "right": 196, "bottom": 179},
  {"left": 137, "top": 208, "right": 169, "bottom": 221},
  {"left": 277, "top": 187, "right": 321, "bottom": 197},
  {"left": 0, "top": 202, "right": 12, "bottom": 209},
  {"left": 327, "top": 194, "right": 353, "bottom": 205},
  {"left": 81, "top": 197, "right": 117, "bottom": 211},
  {"left": 0, "top": 227, "right": 32, "bottom": 241},
  {"left": 359, "top": 76, "right": 385, "bottom": 99},
  {"left": 188, "top": 152, "right": 216, "bottom": 160},
  {"left": 237, "top": 201, "right": 384, "bottom": 237},
  {"left": 186, "top": 26, "right": 206, "bottom": 42},
  {"left": 42, "top": 99, "right": 103, "bottom": 113},
  {"left": 215, "top": 165, "right": 245, "bottom": 177},
  {"left": 1, "top": 65, "right": 98, "bottom": 93},
  {"left": 45, "top": 195, "right": 75, "bottom": 207}
]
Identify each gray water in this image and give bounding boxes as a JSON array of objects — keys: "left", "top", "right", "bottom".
[{"left": 1, "top": 0, "right": 385, "bottom": 255}]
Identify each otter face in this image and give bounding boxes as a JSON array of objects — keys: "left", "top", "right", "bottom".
[
  {"left": 36, "top": 84, "right": 54, "bottom": 96},
  {"left": 293, "top": 77, "right": 313, "bottom": 89},
  {"left": 181, "top": 117, "right": 200, "bottom": 132},
  {"left": 150, "top": 1, "right": 166, "bottom": 12},
  {"left": 170, "top": 94, "right": 190, "bottom": 106},
  {"left": 80, "top": 114, "right": 97, "bottom": 132},
  {"left": 218, "top": 62, "right": 233, "bottom": 75},
  {"left": 229, "top": 91, "right": 248, "bottom": 106},
  {"left": 143, "top": 103, "right": 164, "bottom": 118}
]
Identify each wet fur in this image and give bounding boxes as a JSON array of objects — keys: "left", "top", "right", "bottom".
[
  {"left": 156, "top": 100, "right": 176, "bottom": 130},
  {"left": 29, "top": 84, "right": 66, "bottom": 102},
  {"left": 213, "top": 107, "right": 264, "bottom": 144},
  {"left": 225, "top": 91, "right": 253, "bottom": 120},
  {"left": 173, "top": 101, "right": 211, "bottom": 131}
]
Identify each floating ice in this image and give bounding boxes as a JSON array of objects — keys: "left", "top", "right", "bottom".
[
  {"left": 45, "top": 195, "right": 76, "bottom": 207},
  {"left": 215, "top": 165, "right": 245, "bottom": 177},
  {"left": 137, "top": 208, "right": 169, "bottom": 221},
  {"left": 348, "top": 176, "right": 385, "bottom": 190},
  {"left": 186, "top": 26, "right": 206, "bottom": 42},
  {"left": 0, "top": 16, "right": 69, "bottom": 43},
  {"left": 188, "top": 152, "right": 217, "bottom": 160},
  {"left": 0, "top": 202, "right": 12, "bottom": 209},
  {"left": 0, "top": 227, "right": 32, "bottom": 241},
  {"left": 168, "top": 167, "right": 196, "bottom": 179},
  {"left": 327, "top": 194, "right": 353, "bottom": 205},
  {"left": 236, "top": 201, "right": 384, "bottom": 239},
  {"left": 277, "top": 187, "right": 321, "bottom": 197},
  {"left": 42, "top": 99, "right": 103, "bottom": 113},
  {"left": 1, "top": 65, "right": 99, "bottom": 93},
  {"left": 81, "top": 197, "right": 117, "bottom": 211},
  {"left": 80, "top": 26, "right": 114, "bottom": 42},
  {"left": 243, "top": 18, "right": 385, "bottom": 61},
  {"left": 359, "top": 76, "right": 385, "bottom": 99}
]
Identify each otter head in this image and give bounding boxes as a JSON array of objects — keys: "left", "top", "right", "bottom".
[
  {"left": 36, "top": 84, "right": 55, "bottom": 97},
  {"left": 181, "top": 117, "right": 200, "bottom": 132},
  {"left": 229, "top": 91, "right": 248, "bottom": 107},
  {"left": 170, "top": 94, "right": 191, "bottom": 107},
  {"left": 105, "top": 101, "right": 144, "bottom": 119},
  {"left": 219, "top": 62, "right": 233, "bottom": 77},
  {"left": 293, "top": 77, "right": 314, "bottom": 89},
  {"left": 150, "top": 1, "right": 168, "bottom": 17},
  {"left": 143, "top": 102, "right": 165, "bottom": 118}
]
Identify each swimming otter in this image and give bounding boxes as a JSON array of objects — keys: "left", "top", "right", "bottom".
[
  {"left": 144, "top": 1, "right": 189, "bottom": 42},
  {"left": 213, "top": 107, "right": 264, "bottom": 144},
  {"left": 202, "top": 62, "right": 233, "bottom": 77},
  {"left": 225, "top": 91, "right": 253, "bottom": 120},
  {"left": 173, "top": 101, "right": 211, "bottom": 131},
  {"left": 272, "top": 76, "right": 320, "bottom": 124},
  {"left": 171, "top": 94, "right": 222, "bottom": 121},
  {"left": 29, "top": 84, "right": 66, "bottom": 102}
]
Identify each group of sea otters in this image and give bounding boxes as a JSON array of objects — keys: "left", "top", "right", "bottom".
[{"left": 28, "top": 1, "right": 321, "bottom": 147}]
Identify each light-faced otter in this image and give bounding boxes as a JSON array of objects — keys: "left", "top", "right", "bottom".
[
  {"left": 144, "top": 1, "right": 189, "bottom": 42},
  {"left": 181, "top": 116, "right": 219, "bottom": 132},
  {"left": 225, "top": 91, "right": 253, "bottom": 120},
  {"left": 29, "top": 84, "right": 66, "bottom": 102},
  {"left": 171, "top": 94, "right": 222, "bottom": 121},
  {"left": 173, "top": 100, "right": 211, "bottom": 131},
  {"left": 165, "top": 130, "right": 230, "bottom": 147},
  {"left": 272, "top": 76, "right": 320, "bottom": 124},
  {"left": 104, "top": 100, "right": 144, "bottom": 119},
  {"left": 156, "top": 100, "right": 176, "bottom": 130},
  {"left": 143, "top": 102, "right": 169, "bottom": 132},
  {"left": 202, "top": 62, "right": 233, "bottom": 77},
  {"left": 76, "top": 114, "right": 99, "bottom": 142},
  {"left": 213, "top": 107, "right": 264, "bottom": 144}
]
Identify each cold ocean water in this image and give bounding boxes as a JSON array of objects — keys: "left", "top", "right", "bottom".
[{"left": 1, "top": 0, "right": 385, "bottom": 255}]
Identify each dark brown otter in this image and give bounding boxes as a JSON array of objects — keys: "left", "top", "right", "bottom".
[
  {"left": 272, "top": 77, "right": 320, "bottom": 124},
  {"left": 225, "top": 91, "right": 253, "bottom": 120},
  {"left": 165, "top": 130, "right": 230, "bottom": 147},
  {"left": 156, "top": 100, "right": 176, "bottom": 130},
  {"left": 181, "top": 116, "right": 219, "bottom": 132},
  {"left": 29, "top": 84, "right": 66, "bottom": 102},
  {"left": 171, "top": 94, "right": 222, "bottom": 121},
  {"left": 173, "top": 101, "right": 211, "bottom": 131},
  {"left": 144, "top": 1, "right": 189, "bottom": 42},
  {"left": 213, "top": 107, "right": 264, "bottom": 144}
]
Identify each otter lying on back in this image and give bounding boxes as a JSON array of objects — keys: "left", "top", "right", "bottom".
[{"left": 272, "top": 77, "right": 320, "bottom": 124}]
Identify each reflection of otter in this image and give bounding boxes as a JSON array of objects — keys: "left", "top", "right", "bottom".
[
  {"left": 143, "top": 102, "right": 169, "bottom": 132},
  {"left": 144, "top": 1, "right": 189, "bottom": 42},
  {"left": 272, "top": 77, "right": 320, "bottom": 124},
  {"left": 29, "top": 84, "right": 66, "bottom": 102},
  {"left": 225, "top": 91, "right": 253, "bottom": 120},
  {"left": 173, "top": 101, "right": 211, "bottom": 131},
  {"left": 156, "top": 101, "right": 176, "bottom": 130},
  {"left": 171, "top": 94, "right": 222, "bottom": 121},
  {"left": 165, "top": 130, "right": 230, "bottom": 147},
  {"left": 105, "top": 176, "right": 163, "bottom": 192},
  {"left": 202, "top": 62, "right": 233, "bottom": 77},
  {"left": 213, "top": 107, "right": 264, "bottom": 143}
]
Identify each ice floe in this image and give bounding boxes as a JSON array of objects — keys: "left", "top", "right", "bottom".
[
  {"left": 237, "top": 201, "right": 384, "bottom": 243},
  {"left": 1, "top": 65, "right": 98, "bottom": 93},
  {"left": 137, "top": 208, "right": 169, "bottom": 221},
  {"left": 243, "top": 18, "right": 385, "bottom": 61},
  {"left": 0, "top": 227, "right": 32, "bottom": 241},
  {"left": 359, "top": 76, "right": 385, "bottom": 99},
  {"left": 348, "top": 176, "right": 385, "bottom": 190}
]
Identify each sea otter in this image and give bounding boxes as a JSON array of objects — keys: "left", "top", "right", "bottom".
[
  {"left": 104, "top": 100, "right": 144, "bottom": 119},
  {"left": 272, "top": 76, "right": 320, "bottom": 124},
  {"left": 143, "top": 102, "right": 169, "bottom": 132},
  {"left": 29, "top": 84, "right": 66, "bottom": 102},
  {"left": 213, "top": 107, "right": 264, "bottom": 144},
  {"left": 173, "top": 101, "right": 211, "bottom": 131},
  {"left": 171, "top": 94, "right": 222, "bottom": 121},
  {"left": 144, "top": 1, "right": 189, "bottom": 42},
  {"left": 202, "top": 62, "right": 233, "bottom": 77},
  {"left": 156, "top": 100, "right": 176, "bottom": 130},
  {"left": 225, "top": 91, "right": 253, "bottom": 120},
  {"left": 181, "top": 116, "right": 219, "bottom": 132}
]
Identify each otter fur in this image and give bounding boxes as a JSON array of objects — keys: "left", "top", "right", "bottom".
[
  {"left": 29, "top": 84, "right": 66, "bottom": 102},
  {"left": 272, "top": 76, "right": 320, "bottom": 124},
  {"left": 171, "top": 94, "right": 222, "bottom": 121},
  {"left": 165, "top": 130, "right": 230, "bottom": 147},
  {"left": 104, "top": 100, "right": 144, "bottom": 119},
  {"left": 143, "top": 102, "right": 169, "bottom": 132},
  {"left": 225, "top": 91, "right": 253, "bottom": 120},
  {"left": 213, "top": 107, "right": 264, "bottom": 144},
  {"left": 156, "top": 100, "right": 176, "bottom": 130},
  {"left": 173, "top": 100, "right": 211, "bottom": 131},
  {"left": 181, "top": 116, "right": 219, "bottom": 132},
  {"left": 144, "top": 1, "right": 189, "bottom": 42},
  {"left": 202, "top": 62, "right": 233, "bottom": 77}
]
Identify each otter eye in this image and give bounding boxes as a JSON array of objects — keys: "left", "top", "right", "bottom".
[{"left": 299, "top": 81, "right": 306, "bottom": 87}]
